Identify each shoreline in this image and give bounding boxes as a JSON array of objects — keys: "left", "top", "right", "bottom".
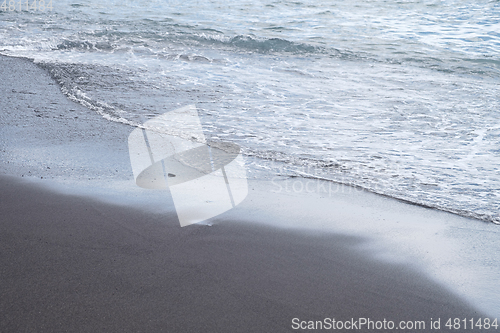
[
  {"left": 3, "top": 53, "right": 498, "bottom": 226},
  {"left": 1, "top": 54, "right": 498, "bottom": 330}
]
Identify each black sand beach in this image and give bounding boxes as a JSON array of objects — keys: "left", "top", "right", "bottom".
[
  {"left": 0, "top": 175, "right": 484, "bottom": 332},
  {"left": 0, "top": 55, "right": 490, "bottom": 332}
]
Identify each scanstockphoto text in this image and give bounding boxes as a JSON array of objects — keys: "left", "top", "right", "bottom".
[
  {"left": 291, "top": 317, "right": 499, "bottom": 331},
  {"left": 269, "top": 163, "right": 405, "bottom": 197},
  {"left": 271, "top": 174, "right": 365, "bottom": 196}
]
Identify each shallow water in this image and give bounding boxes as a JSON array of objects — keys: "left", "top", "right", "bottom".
[{"left": 1, "top": 0, "right": 499, "bottom": 222}]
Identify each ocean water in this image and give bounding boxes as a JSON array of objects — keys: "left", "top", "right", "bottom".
[{"left": 1, "top": 0, "right": 499, "bottom": 223}]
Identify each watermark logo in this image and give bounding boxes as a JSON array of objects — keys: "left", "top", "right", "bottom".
[{"left": 128, "top": 105, "right": 248, "bottom": 227}]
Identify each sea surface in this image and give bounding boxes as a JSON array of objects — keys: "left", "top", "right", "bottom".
[{"left": 1, "top": 0, "right": 499, "bottom": 223}]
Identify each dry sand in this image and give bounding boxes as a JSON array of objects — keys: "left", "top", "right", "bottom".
[{"left": 0, "top": 175, "right": 484, "bottom": 332}]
